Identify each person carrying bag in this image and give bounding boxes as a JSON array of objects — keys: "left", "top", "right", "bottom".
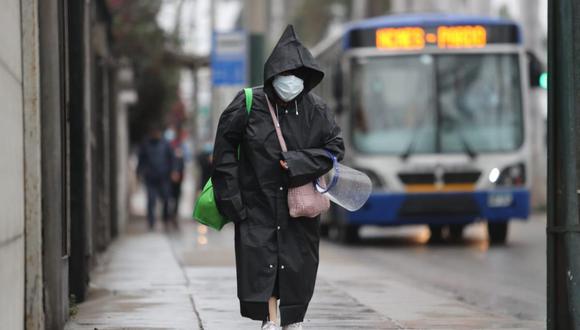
[
  {"left": 193, "top": 88, "right": 254, "bottom": 230},
  {"left": 209, "top": 25, "right": 344, "bottom": 330}
]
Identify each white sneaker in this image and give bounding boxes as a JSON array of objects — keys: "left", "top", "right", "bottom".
[
  {"left": 282, "top": 322, "right": 302, "bottom": 330},
  {"left": 262, "top": 321, "right": 279, "bottom": 330}
]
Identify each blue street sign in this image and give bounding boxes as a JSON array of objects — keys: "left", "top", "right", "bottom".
[{"left": 211, "top": 31, "right": 247, "bottom": 86}]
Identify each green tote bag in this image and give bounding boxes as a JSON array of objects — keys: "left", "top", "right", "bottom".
[{"left": 193, "top": 88, "right": 253, "bottom": 230}]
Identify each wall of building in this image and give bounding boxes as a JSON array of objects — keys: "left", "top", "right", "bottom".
[
  {"left": 0, "top": 1, "right": 126, "bottom": 328},
  {"left": 0, "top": 0, "right": 26, "bottom": 328},
  {"left": 21, "top": 0, "right": 44, "bottom": 327}
]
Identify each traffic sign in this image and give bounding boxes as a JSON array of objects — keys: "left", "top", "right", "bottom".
[{"left": 211, "top": 31, "right": 247, "bottom": 86}]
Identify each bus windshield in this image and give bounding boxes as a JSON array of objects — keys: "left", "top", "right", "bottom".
[{"left": 351, "top": 53, "right": 523, "bottom": 155}]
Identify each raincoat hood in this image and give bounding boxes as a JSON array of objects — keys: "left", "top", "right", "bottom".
[{"left": 264, "top": 25, "right": 324, "bottom": 97}]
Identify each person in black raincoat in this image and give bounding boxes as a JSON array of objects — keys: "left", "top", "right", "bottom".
[{"left": 212, "top": 25, "right": 344, "bottom": 329}]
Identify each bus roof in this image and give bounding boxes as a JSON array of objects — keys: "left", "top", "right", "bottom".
[
  {"left": 343, "top": 13, "right": 522, "bottom": 49},
  {"left": 346, "top": 13, "right": 519, "bottom": 31}
]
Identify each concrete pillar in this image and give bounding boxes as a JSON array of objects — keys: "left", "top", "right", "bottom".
[
  {"left": 38, "top": 0, "right": 69, "bottom": 327},
  {"left": 68, "top": 0, "right": 90, "bottom": 303},
  {"left": 21, "top": 0, "right": 45, "bottom": 328}
]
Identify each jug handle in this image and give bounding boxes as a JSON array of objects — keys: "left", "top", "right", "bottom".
[{"left": 315, "top": 150, "right": 339, "bottom": 194}]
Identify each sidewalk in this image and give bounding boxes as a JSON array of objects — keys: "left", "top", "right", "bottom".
[
  {"left": 66, "top": 218, "right": 543, "bottom": 330},
  {"left": 65, "top": 221, "right": 199, "bottom": 329}
]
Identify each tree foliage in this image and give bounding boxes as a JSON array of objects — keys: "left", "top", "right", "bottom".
[
  {"left": 293, "top": 0, "right": 352, "bottom": 47},
  {"left": 293, "top": 0, "right": 391, "bottom": 47},
  {"left": 108, "top": 0, "right": 181, "bottom": 144}
]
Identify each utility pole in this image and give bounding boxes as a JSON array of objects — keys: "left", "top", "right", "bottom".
[
  {"left": 547, "top": 0, "right": 580, "bottom": 329},
  {"left": 475, "top": 1, "right": 491, "bottom": 16},
  {"left": 244, "top": 0, "right": 266, "bottom": 86},
  {"left": 268, "top": 0, "right": 285, "bottom": 47},
  {"left": 352, "top": 0, "right": 368, "bottom": 20}
]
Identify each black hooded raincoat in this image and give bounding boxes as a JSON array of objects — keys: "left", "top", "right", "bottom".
[{"left": 212, "top": 25, "right": 344, "bottom": 326}]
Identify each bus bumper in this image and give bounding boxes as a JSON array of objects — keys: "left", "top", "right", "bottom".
[{"left": 347, "top": 188, "right": 530, "bottom": 226}]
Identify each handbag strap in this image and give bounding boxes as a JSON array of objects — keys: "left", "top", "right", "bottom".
[{"left": 265, "top": 95, "right": 288, "bottom": 152}]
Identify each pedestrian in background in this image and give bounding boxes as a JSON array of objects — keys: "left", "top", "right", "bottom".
[
  {"left": 168, "top": 124, "right": 187, "bottom": 227},
  {"left": 212, "top": 25, "right": 344, "bottom": 330},
  {"left": 137, "top": 126, "right": 176, "bottom": 230},
  {"left": 169, "top": 145, "right": 185, "bottom": 226},
  {"left": 196, "top": 143, "right": 214, "bottom": 194}
]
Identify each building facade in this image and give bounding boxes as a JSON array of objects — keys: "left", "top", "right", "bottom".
[
  {"left": 0, "top": 1, "right": 130, "bottom": 329},
  {"left": 0, "top": 0, "right": 29, "bottom": 328}
]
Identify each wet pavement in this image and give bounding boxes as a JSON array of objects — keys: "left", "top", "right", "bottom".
[
  {"left": 66, "top": 212, "right": 545, "bottom": 330},
  {"left": 64, "top": 225, "right": 199, "bottom": 329}
]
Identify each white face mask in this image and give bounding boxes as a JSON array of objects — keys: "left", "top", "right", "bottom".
[{"left": 272, "top": 75, "right": 304, "bottom": 101}]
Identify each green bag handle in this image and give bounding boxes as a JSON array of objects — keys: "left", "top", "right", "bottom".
[{"left": 244, "top": 87, "right": 253, "bottom": 115}]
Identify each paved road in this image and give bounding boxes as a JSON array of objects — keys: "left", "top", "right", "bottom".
[{"left": 319, "top": 214, "right": 546, "bottom": 323}]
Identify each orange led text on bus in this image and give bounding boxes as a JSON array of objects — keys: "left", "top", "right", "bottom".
[
  {"left": 437, "top": 25, "right": 487, "bottom": 48},
  {"left": 376, "top": 27, "right": 425, "bottom": 50},
  {"left": 375, "top": 25, "right": 488, "bottom": 50}
]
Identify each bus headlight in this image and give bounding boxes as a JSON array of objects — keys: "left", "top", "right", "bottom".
[
  {"left": 488, "top": 168, "right": 500, "bottom": 183},
  {"left": 495, "top": 163, "right": 526, "bottom": 187}
]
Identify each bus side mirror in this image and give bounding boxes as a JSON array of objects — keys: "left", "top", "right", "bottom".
[
  {"left": 527, "top": 51, "right": 547, "bottom": 89},
  {"left": 332, "top": 62, "right": 344, "bottom": 114}
]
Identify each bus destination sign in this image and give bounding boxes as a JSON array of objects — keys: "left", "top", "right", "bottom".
[
  {"left": 345, "top": 22, "right": 519, "bottom": 50},
  {"left": 375, "top": 25, "right": 487, "bottom": 50}
]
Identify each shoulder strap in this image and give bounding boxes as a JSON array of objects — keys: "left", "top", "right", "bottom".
[
  {"left": 237, "top": 88, "right": 253, "bottom": 160},
  {"left": 265, "top": 95, "right": 288, "bottom": 152},
  {"left": 243, "top": 88, "right": 253, "bottom": 114}
]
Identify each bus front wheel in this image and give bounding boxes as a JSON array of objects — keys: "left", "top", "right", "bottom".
[
  {"left": 329, "top": 223, "right": 360, "bottom": 244},
  {"left": 487, "top": 222, "right": 509, "bottom": 244},
  {"left": 328, "top": 206, "right": 359, "bottom": 244},
  {"left": 428, "top": 224, "right": 444, "bottom": 243},
  {"left": 449, "top": 224, "right": 465, "bottom": 241}
]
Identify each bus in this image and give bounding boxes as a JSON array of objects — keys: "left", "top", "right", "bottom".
[{"left": 313, "top": 14, "right": 537, "bottom": 244}]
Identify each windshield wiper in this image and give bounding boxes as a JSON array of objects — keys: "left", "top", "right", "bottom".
[
  {"left": 457, "top": 131, "right": 477, "bottom": 160},
  {"left": 400, "top": 104, "right": 434, "bottom": 162},
  {"left": 443, "top": 113, "right": 478, "bottom": 160},
  {"left": 401, "top": 128, "right": 477, "bottom": 160},
  {"left": 400, "top": 133, "right": 418, "bottom": 161}
]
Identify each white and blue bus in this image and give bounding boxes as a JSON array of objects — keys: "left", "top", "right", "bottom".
[{"left": 313, "top": 14, "right": 536, "bottom": 244}]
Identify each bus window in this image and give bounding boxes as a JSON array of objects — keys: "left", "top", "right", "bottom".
[
  {"left": 350, "top": 53, "right": 523, "bottom": 155},
  {"left": 437, "top": 54, "right": 523, "bottom": 153},
  {"left": 351, "top": 55, "right": 437, "bottom": 155}
]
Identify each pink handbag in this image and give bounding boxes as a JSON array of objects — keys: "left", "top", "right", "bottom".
[{"left": 266, "top": 96, "right": 330, "bottom": 218}]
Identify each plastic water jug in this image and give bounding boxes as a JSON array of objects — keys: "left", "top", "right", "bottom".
[{"left": 315, "top": 155, "right": 372, "bottom": 212}]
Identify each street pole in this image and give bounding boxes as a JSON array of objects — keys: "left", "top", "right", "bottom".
[
  {"left": 547, "top": 0, "right": 580, "bottom": 329},
  {"left": 244, "top": 0, "right": 266, "bottom": 86},
  {"left": 268, "top": 0, "right": 285, "bottom": 47},
  {"left": 352, "top": 0, "right": 368, "bottom": 20}
]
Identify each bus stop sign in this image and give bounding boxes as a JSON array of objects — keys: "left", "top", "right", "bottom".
[{"left": 211, "top": 31, "right": 247, "bottom": 86}]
